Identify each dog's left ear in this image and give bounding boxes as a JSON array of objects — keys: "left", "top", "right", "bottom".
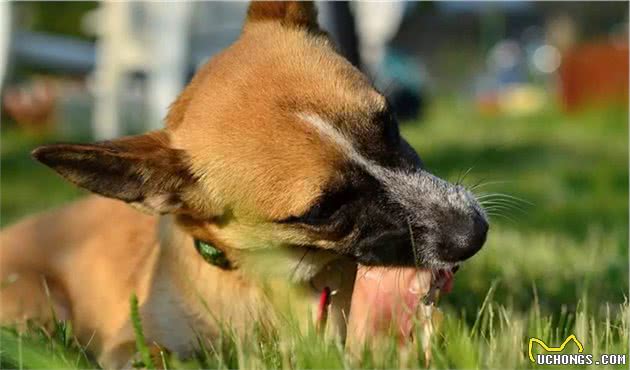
[
  {"left": 32, "top": 130, "right": 195, "bottom": 214},
  {"left": 245, "top": 1, "right": 319, "bottom": 32}
]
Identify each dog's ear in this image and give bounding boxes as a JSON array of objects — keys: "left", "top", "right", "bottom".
[
  {"left": 245, "top": 1, "right": 319, "bottom": 31},
  {"left": 32, "top": 131, "right": 195, "bottom": 214}
]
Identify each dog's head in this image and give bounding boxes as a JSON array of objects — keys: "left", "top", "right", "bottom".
[{"left": 33, "top": 1, "right": 487, "bottom": 334}]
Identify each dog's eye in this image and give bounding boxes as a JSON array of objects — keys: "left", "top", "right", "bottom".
[{"left": 281, "top": 187, "right": 355, "bottom": 225}]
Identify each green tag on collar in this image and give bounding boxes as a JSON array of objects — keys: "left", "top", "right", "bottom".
[{"left": 194, "top": 239, "right": 231, "bottom": 269}]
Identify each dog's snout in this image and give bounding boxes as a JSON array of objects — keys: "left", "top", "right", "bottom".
[{"left": 353, "top": 170, "right": 491, "bottom": 268}]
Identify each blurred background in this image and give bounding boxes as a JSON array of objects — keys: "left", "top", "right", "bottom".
[{"left": 0, "top": 0, "right": 628, "bottom": 337}]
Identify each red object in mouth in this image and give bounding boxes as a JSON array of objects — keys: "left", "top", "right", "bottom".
[
  {"left": 437, "top": 269, "right": 454, "bottom": 294},
  {"left": 347, "top": 266, "right": 456, "bottom": 340},
  {"left": 316, "top": 286, "right": 331, "bottom": 332}
]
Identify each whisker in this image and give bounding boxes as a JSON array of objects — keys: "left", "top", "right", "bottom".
[
  {"left": 486, "top": 212, "right": 517, "bottom": 223},
  {"left": 479, "top": 196, "right": 530, "bottom": 207},
  {"left": 484, "top": 204, "right": 526, "bottom": 215},
  {"left": 459, "top": 165, "right": 475, "bottom": 186},
  {"left": 407, "top": 216, "right": 421, "bottom": 270},
  {"left": 470, "top": 180, "right": 515, "bottom": 191},
  {"left": 455, "top": 169, "right": 463, "bottom": 186},
  {"left": 469, "top": 177, "right": 489, "bottom": 191},
  {"left": 480, "top": 200, "right": 528, "bottom": 213},
  {"left": 290, "top": 248, "right": 311, "bottom": 281},
  {"left": 477, "top": 197, "right": 529, "bottom": 208},
  {"left": 484, "top": 209, "right": 508, "bottom": 217},
  {"left": 476, "top": 192, "right": 534, "bottom": 205}
]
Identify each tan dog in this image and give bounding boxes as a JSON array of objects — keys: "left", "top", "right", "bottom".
[{"left": 0, "top": 2, "right": 488, "bottom": 367}]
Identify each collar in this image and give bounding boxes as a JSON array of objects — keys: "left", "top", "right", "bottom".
[{"left": 193, "top": 239, "right": 232, "bottom": 269}]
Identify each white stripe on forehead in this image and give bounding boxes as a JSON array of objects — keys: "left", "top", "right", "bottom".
[
  {"left": 296, "top": 113, "right": 483, "bottom": 220},
  {"left": 297, "top": 113, "right": 365, "bottom": 164},
  {"left": 296, "top": 112, "right": 466, "bottom": 208},
  {"left": 297, "top": 112, "right": 400, "bottom": 182}
]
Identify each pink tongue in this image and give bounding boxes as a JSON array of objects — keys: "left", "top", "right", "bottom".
[{"left": 348, "top": 266, "right": 448, "bottom": 341}]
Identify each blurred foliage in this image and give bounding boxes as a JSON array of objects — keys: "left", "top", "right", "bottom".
[
  {"left": 0, "top": 127, "right": 86, "bottom": 226},
  {"left": 14, "top": 1, "right": 98, "bottom": 40}
]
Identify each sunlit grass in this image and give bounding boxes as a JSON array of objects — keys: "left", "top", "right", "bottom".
[{"left": 1, "top": 296, "right": 627, "bottom": 369}]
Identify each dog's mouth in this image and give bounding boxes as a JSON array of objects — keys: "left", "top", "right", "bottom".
[{"left": 310, "top": 260, "right": 457, "bottom": 337}]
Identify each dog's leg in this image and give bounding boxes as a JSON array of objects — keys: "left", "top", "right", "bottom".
[
  {"left": 99, "top": 319, "right": 168, "bottom": 370},
  {"left": 0, "top": 269, "right": 70, "bottom": 329},
  {"left": 99, "top": 340, "right": 138, "bottom": 370}
]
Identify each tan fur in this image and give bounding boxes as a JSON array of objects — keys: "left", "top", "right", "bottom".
[
  {"left": 0, "top": 2, "right": 381, "bottom": 367},
  {"left": 169, "top": 22, "right": 384, "bottom": 220},
  {"left": 0, "top": 197, "right": 158, "bottom": 364}
]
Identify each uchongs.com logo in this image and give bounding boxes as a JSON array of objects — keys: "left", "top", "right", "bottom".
[{"left": 528, "top": 334, "right": 627, "bottom": 366}]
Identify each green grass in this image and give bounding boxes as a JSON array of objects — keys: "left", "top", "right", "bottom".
[{"left": 1, "top": 100, "right": 628, "bottom": 368}]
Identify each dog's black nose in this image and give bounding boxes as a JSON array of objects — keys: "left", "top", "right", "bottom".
[
  {"left": 440, "top": 211, "right": 488, "bottom": 262},
  {"left": 467, "top": 212, "right": 489, "bottom": 257}
]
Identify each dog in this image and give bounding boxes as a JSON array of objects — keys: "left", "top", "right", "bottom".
[{"left": 0, "top": 2, "right": 488, "bottom": 367}]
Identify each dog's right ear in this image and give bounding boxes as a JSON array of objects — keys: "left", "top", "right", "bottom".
[
  {"left": 245, "top": 1, "right": 319, "bottom": 32},
  {"left": 32, "top": 130, "right": 196, "bottom": 214}
]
